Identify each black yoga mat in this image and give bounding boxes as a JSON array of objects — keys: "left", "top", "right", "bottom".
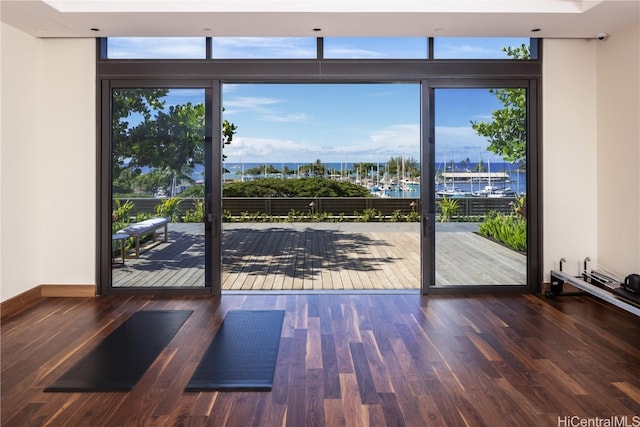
[
  {"left": 45, "top": 310, "right": 192, "bottom": 392},
  {"left": 185, "top": 310, "right": 285, "bottom": 391}
]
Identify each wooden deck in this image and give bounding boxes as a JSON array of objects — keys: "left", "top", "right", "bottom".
[{"left": 112, "top": 222, "right": 526, "bottom": 290}]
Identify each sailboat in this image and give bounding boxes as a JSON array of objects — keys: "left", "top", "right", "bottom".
[
  {"left": 436, "top": 152, "right": 469, "bottom": 197},
  {"left": 474, "top": 159, "right": 515, "bottom": 197}
]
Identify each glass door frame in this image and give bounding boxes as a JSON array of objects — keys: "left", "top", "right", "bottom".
[
  {"left": 97, "top": 79, "right": 222, "bottom": 295},
  {"left": 421, "top": 78, "right": 541, "bottom": 294}
]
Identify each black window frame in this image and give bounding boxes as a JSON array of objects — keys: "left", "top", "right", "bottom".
[{"left": 96, "top": 37, "right": 542, "bottom": 296}]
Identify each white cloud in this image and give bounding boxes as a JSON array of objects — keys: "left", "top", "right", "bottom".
[
  {"left": 224, "top": 124, "right": 501, "bottom": 164},
  {"left": 224, "top": 123, "right": 421, "bottom": 163},
  {"left": 222, "top": 96, "right": 283, "bottom": 117},
  {"left": 261, "top": 113, "right": 309, "bottom": 123},
  {"left": 212, "top": 37, "right": 316, "bottom": 59},
  {"left": 323, "top": 46, "right": 385, "bottom": 59},
  {"left": 223, "top": 95, "right": 309, "bottom": 123},
  {"left": 224, "top": 136, "right": 319, "bottom": 162},
  {"left": 108, "top": 37, "right": 205, "bottom": 59},
  {"left": 223, "top": 96, "right": 280, "bottom": 110},
  {"left": 435, "top": 125, "right": 501, "bottom": 161}
]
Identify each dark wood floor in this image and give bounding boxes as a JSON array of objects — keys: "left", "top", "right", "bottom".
[{"left": 2, "top": 293, "right": 639, "bottom": 426}]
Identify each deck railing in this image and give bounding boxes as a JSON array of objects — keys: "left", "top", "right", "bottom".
[{"left": 115, "top": 197, "right": 517, "bottom": 219}]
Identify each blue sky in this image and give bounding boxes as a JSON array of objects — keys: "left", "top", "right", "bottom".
[
  {"left": 221, "top": 84, "right": 506, "bottom": 165},
  {"left": 112, "top": 37, "right": 528, "bottom": 165}
]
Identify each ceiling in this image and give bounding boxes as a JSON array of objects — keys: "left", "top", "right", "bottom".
[{"left": 1, "top": 0, "right": 638, "bottom": 39}]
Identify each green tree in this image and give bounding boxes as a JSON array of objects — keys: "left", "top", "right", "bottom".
[
  {"left": 352, "top": 162, "right": 378, "bottom": 176},
  {"left": 244, "top": 164, "right": 280, "bottom": 176},
  {"left": 112, "top": 89, "right": 238, "bottom": 194},
  {"left": 112, "top": 89, "right": 169, "bottom": 188},
  {"left": 125, "top": 102, "right": 205, "bottom": 195},
  {"left": 136, "top": 168, "right": 173, "bottom": 194},
  {"left": 473, "top": 160, "right": 487, "bottom": 172},
  {"left": 471, "top": 44, "right": 529, "bottom": 164},
  {"left": 299, "top": 159, "right": 327, "bottom": 177},
  {"left": 265, "top": 164, "right": 281, "bottom": 175},
  {"left": 221, "top": 109, "right": 237, "bottom": 171},
  {"left": 131, "top": 103, "right": 204, "bottom": 169},
  {"left": 244, "top": 165, "right": 265, "bottom": 176},
  {"left": 385, "top": 156, "right": 420, "bottom": 178},
  {"left": 281, "top": 165, "right": 295, "bottom": 176}
]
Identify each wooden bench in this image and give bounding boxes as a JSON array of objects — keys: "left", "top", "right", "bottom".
[{"left": 116, "top": 217, "right": 171, "bottom": 258}]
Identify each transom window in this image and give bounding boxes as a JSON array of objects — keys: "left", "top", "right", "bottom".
[{"left": 104, "top": 37, "right": 537, "bottom": 60}]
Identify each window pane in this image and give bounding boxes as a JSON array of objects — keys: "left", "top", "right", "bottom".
[
  {"left": 211, "top": 37, "right": 316, "bottom": 59},
  {"left": 324, "top": 37, "right": 427, "bottom": 59},
  {"left": 111, "top": 88, "right": 207, "bottom": 288},
  {"left": 107, "top": 37, "right": 206, "bottom": 59},
  {"left": 221, "top": 83, "right": 421, "bottom": 291},
  {"left": 433, "top": 37, "right": 530, "bottom": 59},
  {"left": 434, "top": 88, "right": 527, "bottom": 287}
]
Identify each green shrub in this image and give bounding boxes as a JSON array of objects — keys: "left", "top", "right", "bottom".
[
  {"left": 436, "top": 197, "right": 459, "bottom": 222},
  {"left": 223, "top": 177, "right": 371, "bottom": 197},
  {"left": 113, "top": 198, "right": 134, "bottom": 222},
  {"left": 354, "top": 208, "right": 383, "bottom": 222},
  {"left": 135, "top": 212, "right": 153, "bottom": 222},
  {"left": 112, "top": 198, "right": 134, "bottom": 233},
  {"left": 180, "top": 184, "right": 204, "bottom": 198},
  {"left": 390, "top": 210, "right": 404, "bottom": 222},
  {"left": 286, "top": 209, "right": 300, "bottom": 223},
  {"left": 184, "top": 199, "right": 205, "bottom": 222},
  {"left": 479, "top": 211, "right": 527, "bottom": 252},
  {"left": 406, "top": 210, "right": 420, "bottom": 222},
  {"left": 155, "top": 197, "right": 181, "bottom": 222}
]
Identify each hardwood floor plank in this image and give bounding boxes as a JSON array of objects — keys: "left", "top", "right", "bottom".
[
  {"left": 285, "top": 328, "right": 307, "bottom": 426},
  {"left": 321, "top": 333, "right": 341, "bottom": 399},
  {"left": 305, "top": 368, "right": 326, "bottom": 426},
  {"left": 306, "top": 317, "right": 323, "bottom": 370},
  {"left": 340, "top": 373, "right": 369, "bottom": 427},
  {"left": 360, "top": 330, "right": 394, "bottom": 394},
  {"left": 324, "top": 399, "right": 346, "bottom": 427},
  {"left": 349, "top": 342, "right": 379, "bottom": 405},
  {"left": 378, "top": 392, "right": 408, "bottom": 427},
  {"left": 612, "top": 382, "right": 640, "bottom": 405}
]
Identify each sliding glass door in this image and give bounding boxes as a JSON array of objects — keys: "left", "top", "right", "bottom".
[
  {"left": 425, "top": 84, "right": 534, "bottom": 291},
  {"left": 107, "top": 85, "right": 219, "bottom": 292}
]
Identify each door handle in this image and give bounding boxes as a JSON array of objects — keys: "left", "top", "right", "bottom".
[
  {"left": 423, "top": 214, "right": 429, "bottom": 237},
  {"left": 209, "top": 214, "right": 218, "bottom": 237}
]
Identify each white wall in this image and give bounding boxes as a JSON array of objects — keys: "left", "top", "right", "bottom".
[
  {"left": 1, "top": 23, "right": 96, "bottom": 301},
  {"left": 596, "top": 23, "right": 640, "bottom": 277},
  {"left": 542, "top": 25, "right": 640, "bottom": 281},
  {"left": 1, "top": 23, "right": 43, "bottom": 301},
  {"left": 542, "top": 39, "right": 599, "bottom": 278},
  {"left": 38, "top": 38, "right": 96, "bottom": 286}
]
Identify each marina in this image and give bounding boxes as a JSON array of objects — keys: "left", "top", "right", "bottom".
[{"left": 219, "top": 161, "right": 526, "bottom": 199}]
